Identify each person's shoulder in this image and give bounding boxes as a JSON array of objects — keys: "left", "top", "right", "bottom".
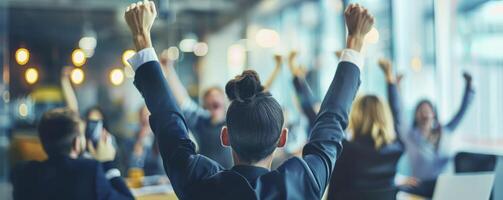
[
  {"left": 67, "top": 158, "right": 101, "bottom": 172},
  {"left": 12, "top": 160, "right": 42, "bottom": 174},
  {"left": 187, "top": 171, "right": 256, "bottom": 200}
]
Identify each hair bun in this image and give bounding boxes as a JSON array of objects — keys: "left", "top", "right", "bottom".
[{"left": 225, "top": 70, "right": 264, "bottom": 102}]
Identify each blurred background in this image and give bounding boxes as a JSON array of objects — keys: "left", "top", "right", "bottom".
[{"left": 0, "top": 0, "right": 502, "bottom": 199}]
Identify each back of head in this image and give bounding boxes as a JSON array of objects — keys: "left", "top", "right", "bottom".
[
  {"left": 38, "top": 108, "right": 81, "bottom": 156},
  {"left": 348, "top": 95, "right": 395, "bottom": 149},
  {"left": 225, "top": 70, "right": 284, "bottom": 163}
]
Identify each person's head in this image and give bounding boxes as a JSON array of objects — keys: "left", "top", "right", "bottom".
[
  {"left": 202, "top": 87, "right": 226, "bottom": 121},
  {"left": 38, "top": 108, "right": 84, "bottom": 157},
  {"left": 221, "top": 70, "right": 288, "bottom": 165},
  {"left": 348, "top": 95, "right": 395, "bottom": 149},
  {"left": 85, "top": 105, "right": 109, "bottom": 130},
  {"left": 85, "top": 106, "right": 104, "bottom": 121},
  {"left": 413, "top": 99, "right": 438, "bottom": 129}
]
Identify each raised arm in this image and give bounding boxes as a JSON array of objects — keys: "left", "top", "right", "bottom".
[
  {"left": 159, "top": 54, "right": 191, "bottom": 107},
  {"left": 263, "top": 55, "right": 283, "bottom": 91},
  {"left": 378, "top": 58, "right": 403, "bottom": 131},
  {"left": 288, "top": 51, "right": 318, "bottom": 128},
  {"left": 61, "top": 67, "right": 79, "bottom": 113},
  {"left": 159, "top": 51, "right": 210, "bottom": 131},
  {"left": 124, "top": 2, "right": 222, "bottom": 198},
  {"left": 286, "top": 4, "right": 373, "bottom": 197},
  {"left": 444, "top": 72, "right": 475, "bottom": 131}
]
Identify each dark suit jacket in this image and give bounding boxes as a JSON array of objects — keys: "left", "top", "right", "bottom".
[
  {"left": 328, "top": 84, "right": 405, "bottom": 200},
  {"left": 133, "top": 60, "right": 360, "bottom": 200},
  {"left": 11, "top": 156, "right": 134, "bottom": 200}
]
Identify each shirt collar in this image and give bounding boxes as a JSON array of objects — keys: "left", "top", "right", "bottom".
[{"left": 231, "top": 165, "right": 270, "bottom": 181}]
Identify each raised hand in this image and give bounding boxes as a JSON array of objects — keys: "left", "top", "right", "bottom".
[
  {"left": 287, "top": 51, "right": 304, "bottom": 77},
  {"left": 124, "top": 0, "right": 157, "bottom": 51},
  {"left": 463, "top": 71, "right": 472, "bottom": 86},
  {"left": 344, "top": 4, "right": 375, "bottom": 52},
  {"left": 88, "top": 130, "right": 116, "bottom": 162},
  {"left": 378, "top": 58, "right": 395, "bottom": 83},
  {"left": 274, "top": 55, "right": 283, "bottom": 67}
]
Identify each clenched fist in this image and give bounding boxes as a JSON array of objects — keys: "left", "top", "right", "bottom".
[
  {"left": 345, "top": 4, "right": 374, "bottom": 38},
  {"left": 344, "top": 4, "right": 375, "bottom": 52},
  {"left": 124, "top": 0, "right": 157, "bottom": 51}
]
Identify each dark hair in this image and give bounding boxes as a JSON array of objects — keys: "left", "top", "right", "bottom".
[
  {"left": 412, "top": 99, "right": 439, "bottom": 128},
  {"left": 85, "top": 105, "right": 109, "bottom": 130},
  {"left": 412, "top": 100, "right": 443, "bottom": 147},
  {"left": 225, "top": 70, "right": 284, "bottom": 163},
  {"left": 38, "top": 108, "right": 81, "bottom": 156}
]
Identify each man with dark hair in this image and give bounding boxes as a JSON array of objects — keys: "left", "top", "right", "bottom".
[{"left": 11, "top": 108, "right": 134, "bottom": 200}]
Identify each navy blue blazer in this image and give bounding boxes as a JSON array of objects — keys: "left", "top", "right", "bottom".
[
  {"left": 11, "top": 156, "right": 134, "bottom": 200},
  {"left": 133, "top": 60, "right": 360, "bottom": 200}
]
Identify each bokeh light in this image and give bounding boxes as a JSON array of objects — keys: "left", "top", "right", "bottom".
[
  {"left": 71, "top": 48, "right": 86, "bottom": 67},
  {"left": 15, "top": 48, "right": 30, "bottom": 65},
  {"left": 122, "top": 49, "right": 136, "bottom": 66},
  {"left": 25, "top": 67, "right": 39, "bottom": 85},
  {"left": 365, "top": 27, "right": 380, "bottom": 44},
  {"left": 109, "top": 68, "right": 125, "bottom": 86},
  {"left": 70, "top": 68, "right": 85, "bottom": 85},
  {"left": 18, "top": 103, "right": 28, "bottom": 117},
  {"left": 193, "top": 42, "right": 209, "bottom": 57},
  {"left": 179, "top": 39, "right": 197, "bottom": 52},
  {"left": 255, "top": 29, "right": 280, "bottom": 48}
]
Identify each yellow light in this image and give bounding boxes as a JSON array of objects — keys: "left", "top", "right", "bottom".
[
  {"left": 255, "top": 29, "right": 280, "bottom": 48},
  {"left": 15, "top": 48, "right": 30, "bottom": 65},
  {"left": 72, "top": 49, "right": 86, "bottom": 67},
  {"left": 193, "top": 42, "right": 209, "bottom": 57},
  {"left": 365, "top": 27, "right": 380, "bottom": 44},
  {"left": 109, "top": 68, "right": 124, "bottom": 86},
  {"left": 19, "top": 103, "right": 28, "bottom": 117},
  {"left": 25, "top": 67, "right": 39, "bottom": 85},
  {"left": 70, "top": 68, "right": 85, "bottom": 85},
  {"left": 122, "top": 49, "right": 136, "bottom": 66},
  {"left": 411, "top": 57, "right": 422, "bottom": 72}
]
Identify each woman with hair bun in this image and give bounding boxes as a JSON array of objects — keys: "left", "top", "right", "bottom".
[{"left": 125, "top": 2, "right": 373, "bottom": 199}]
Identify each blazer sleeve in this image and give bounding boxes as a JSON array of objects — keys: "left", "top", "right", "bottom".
[
  {"left": 133, "top": 61, "right": 223, "bottom": 199},
  {"left": 387, "top": 83, "right": 405, "bottom": 143},
  {"left": 292, "top": 76, "right": 318, "bottom": 130},
  {"left": 444, "top": 82, "right": 475, "bottom": 132},
  {"left": 278, "top": 61, "right": 360, "bottom": 198},
  {"left": 95, "top": 163, "right": 134, "bottom": 200}
]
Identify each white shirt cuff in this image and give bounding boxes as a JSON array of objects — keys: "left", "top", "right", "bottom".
[
  {"left": 340, "top": 49, "right": 364, "bottom": 70},
  {"left": 105, "top": 168, "right": 121, "bottom": 180},
  {"left": 127, "top": 47, "right": 159, "bottom": 70}
]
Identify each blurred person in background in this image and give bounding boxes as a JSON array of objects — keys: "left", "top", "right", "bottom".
[
  {"left": 400, "top": 69, "right": 475, "bottom": 197},
  {"left": 11, "top": 108, "right": 133, "bottom": 200},
  {"left": 327, "top": 58, "right": 405, "bottom": 200},
  {"left": 126, "top": 105, "right": 164, "bottom": 176},
  {"left": 124, "top": 1, "right": 371, "bottom": 199},
  {"left": 159, "top": 50, "right": 233, "bottom": 168},
  {"left": 287, "top": 51, "right": 321, "bottom": 130}
]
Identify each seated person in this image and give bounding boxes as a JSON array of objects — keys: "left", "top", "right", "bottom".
[
  {"left": 11, "top": 108, "right": 134, "bottom": 200},
  {"left": 124, "top": 1, "right": 372, "bottom": 199},
  {"left": 328, "top": 59, "right": 404, "bottom": 200},
  {"left": 127, "top": 106, "right": 164, "bottom": 176}
]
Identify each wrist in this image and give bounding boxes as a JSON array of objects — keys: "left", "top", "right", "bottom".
[
  {"left": 133, "top": 32, "right": 152, "bottom": 51},
  {"left": 101, "top": 161, "right": 116, "bottom": 171},
  {"left": 346, "top": 35, "right": 364, "bottom": 52}
]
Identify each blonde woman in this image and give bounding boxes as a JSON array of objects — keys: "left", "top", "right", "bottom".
[{"left": 327, "top": 59, "right": 404, "bottom": 200}]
